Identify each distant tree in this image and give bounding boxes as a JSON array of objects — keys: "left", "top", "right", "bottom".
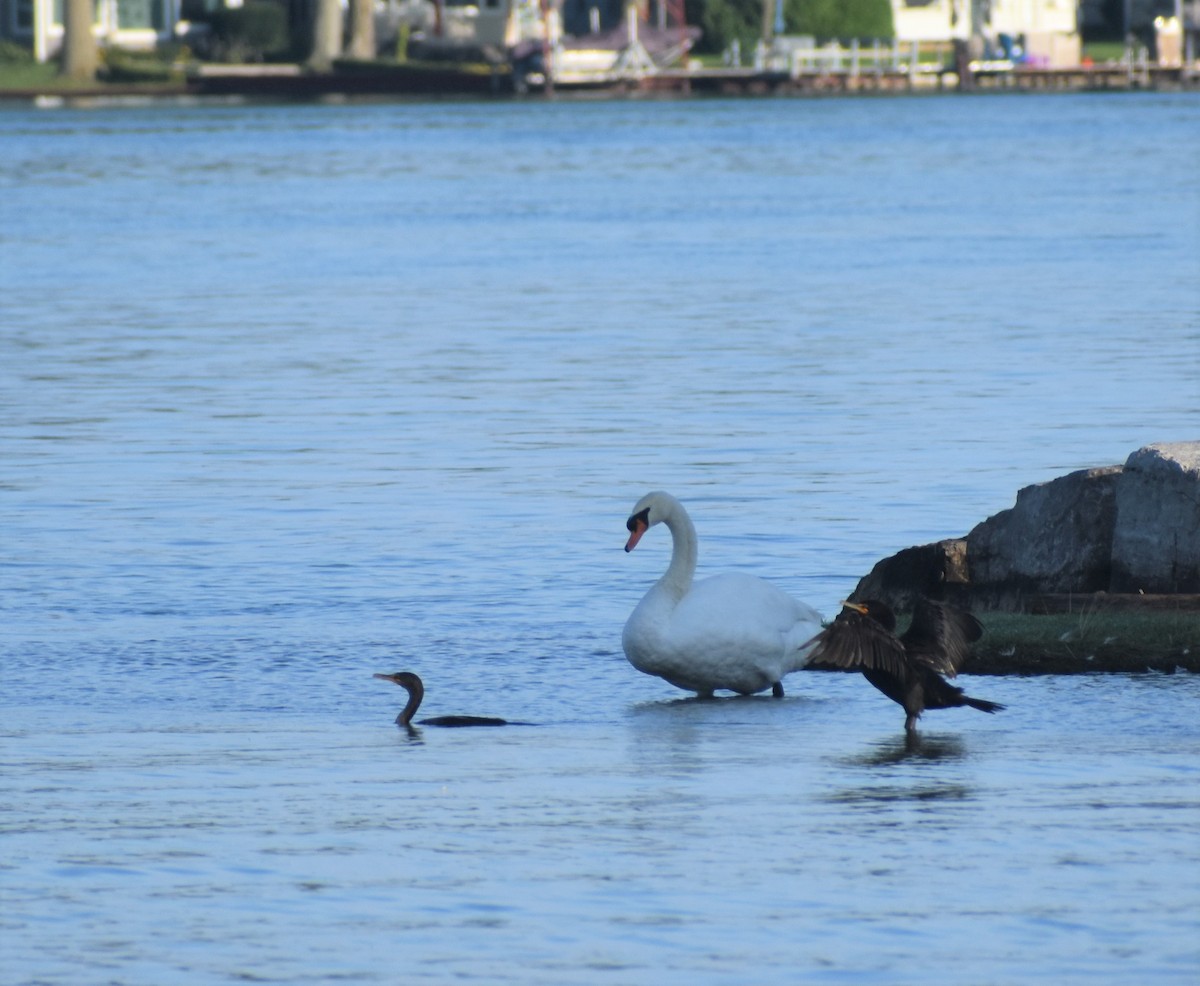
[
  {"left": 784, "top": 0, "right": 892, "bottom": 40},
  {"left": 308, "top": 0, "right": 343, "bottom": 70},
  {"left": 209, "top": 2, "right": 291, "bottom": 62},
  {"left": 347, "top": 0, "right": 376, "bottom": 59},
  {"left": 686, "top": 0, "right": 761, "bottom": 54},
  {"left": 60, "top": 0, "right": 97, "bottom": 80},
  {"left": 685, "top": 0, "right": 892, "bottom": 52}
]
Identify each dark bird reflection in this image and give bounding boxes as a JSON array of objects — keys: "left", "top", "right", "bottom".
[
  {"left": 848, "top": 732, "right": 967, "bottom": 768},
  {"left": 827, "top": 781, "right": 974, "bottom": 807},
  {"left": 828, "top": 733, "right": 973, "bottom": 808}
]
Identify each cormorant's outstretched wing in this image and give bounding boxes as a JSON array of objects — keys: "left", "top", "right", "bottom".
[
  {"left": 901, "top": 598, "right": 983, "bottom": 678},
  {"left": 807, "top": 611, "right": 908, "bottom": 677}
]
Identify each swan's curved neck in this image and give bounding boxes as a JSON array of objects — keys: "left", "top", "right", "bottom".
[{"left": 659, "top": 505, "right": 697, "bottom": 599}]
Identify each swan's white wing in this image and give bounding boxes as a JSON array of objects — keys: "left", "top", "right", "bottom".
[
  {"left": 677, "top": 573, "right": 820, "bottom": 634},
  {"left": 666, "top": 574, "right": 823, "bottom": 685}
]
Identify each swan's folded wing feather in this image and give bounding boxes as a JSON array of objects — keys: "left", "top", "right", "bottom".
[
  {"left": 807, "top": 614, "right": 907, "bottom": 676},
  {"left": 676, "top": 574, "right": 815, "bottom": 638}
]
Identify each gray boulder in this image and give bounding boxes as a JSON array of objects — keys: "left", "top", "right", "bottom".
[
  {"left": 1111, "top": 442, "right": 1200, "bottom": 593},
  {"left": 964, "top": 465, "right": 1123, "bottom": 609},
  {"left": 851, "top": 441, "right": 1200, "bottom": 612},
  {"left": 965, "top": 466, "right": 1122, "bottom": 610}
]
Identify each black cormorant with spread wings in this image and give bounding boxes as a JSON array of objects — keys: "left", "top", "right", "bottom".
[{"left": 808, "top": 598, "right": 1004, "bottom": 732}]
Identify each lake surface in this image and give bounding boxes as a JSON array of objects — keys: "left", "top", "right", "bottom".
[{"left": 2, "top": 91, "right": 1198, "bottom": 984}]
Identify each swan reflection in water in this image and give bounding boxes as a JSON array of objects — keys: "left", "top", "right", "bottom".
[{"left": 373, "top": 671, "right": 516, "bottom": 734}]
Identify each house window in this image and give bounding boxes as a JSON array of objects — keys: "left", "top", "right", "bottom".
[
  {"left": 10, "top": 0, "right": 166, "bottom": 38},
  {"left": 14, "top": 0, "right": 35, "bottom": 29},
  {"left": 11, "top": 0, "right": 70, "bottom": 30},
  {"left": 117, "top": 0, "right": 164, "bottom": 29}
]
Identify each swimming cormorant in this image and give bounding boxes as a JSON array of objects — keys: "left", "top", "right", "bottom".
[{"left": 373, "top": 671, "right": 509, "bottom": 728}]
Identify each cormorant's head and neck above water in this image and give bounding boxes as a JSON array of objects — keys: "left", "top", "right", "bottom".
[
  {"left": 373, "top": 671, "right": 509, "bottom": 728},
  {"left": 373, "top": 671, "right": 425, "bottom": 727}
]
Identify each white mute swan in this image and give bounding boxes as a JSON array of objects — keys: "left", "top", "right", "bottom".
[{"left": 621, "top": 491, "right": 823, "bottom": 698}]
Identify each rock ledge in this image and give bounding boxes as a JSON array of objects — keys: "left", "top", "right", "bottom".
[{"left": 850, "top": 442, "right": 1200, "bottom": 673}]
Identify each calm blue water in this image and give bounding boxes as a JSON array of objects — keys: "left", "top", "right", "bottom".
[{"left": 2, "top": 92, "right": 1198, "bottom": 984}]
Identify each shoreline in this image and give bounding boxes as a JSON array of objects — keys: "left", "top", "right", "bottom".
[{"left": 3, "top": 59, "right": 1197, "bottom": 104}]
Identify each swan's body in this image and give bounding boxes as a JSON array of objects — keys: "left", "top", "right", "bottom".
[
  {"left": 806, "top": 598, "right": 1004, "bottom": 732},
  {"left": 373, "top": 671, "right": 508, "bottom": 728},
  {"left": 621, "top": 491, "right": 823, "bottom": 697}
]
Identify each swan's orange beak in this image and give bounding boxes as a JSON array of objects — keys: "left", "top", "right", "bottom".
[
  {"left": 624, "top": 518, "right": 648, "bottom": 552},
  {"left": 840, "top": 600, "right": 868, "bottom": 615}
]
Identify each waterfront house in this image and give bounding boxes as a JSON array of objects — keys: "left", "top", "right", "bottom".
[
  {"left": 891, "top": 0, "right": 1081, "bottom": 66},
  {"left": 2, "top": 0, "right": 179, "bottom": 61}
]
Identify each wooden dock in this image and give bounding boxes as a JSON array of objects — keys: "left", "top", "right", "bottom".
[
  {"left": 968, "top": 63, "right": 1194, "bottom": 92},
  {"left": 534, "top": 38, "right": 1197, "bottom": 96},
  {"left": 546, "top": 64, "right": 1195, "bottom": 97}
]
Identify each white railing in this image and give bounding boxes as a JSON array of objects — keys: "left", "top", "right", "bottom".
[{"left": 781, "top": 39, "right": 930, "bottom": 79}]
